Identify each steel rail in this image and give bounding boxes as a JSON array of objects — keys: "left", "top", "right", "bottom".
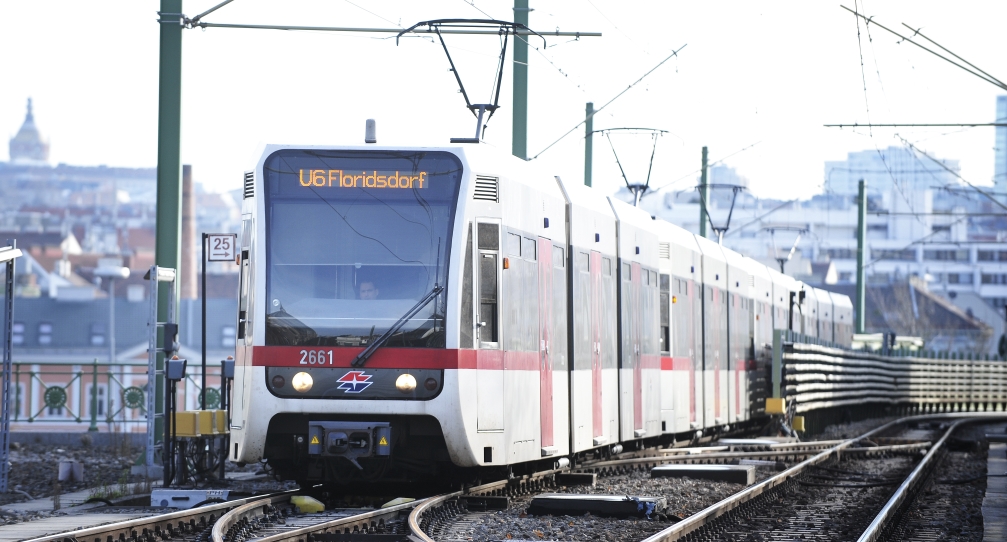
[
  {"left": 585, "top": 442, "right": 928, "bottom": 469},
  {"left": 408, "top": 465, "right": 567, "bottom": 541},
  {"left": 407, "top": 490, "right": 464, "bottom": 542},
  {"left": 637, "top": 413, "right": 996, "bottom": 542},
  {"left": 857, "top": 414, "right": 1007, "bottom": 542},
  {"left": 210, "top": 492, "right": 293, "bottom": 542},
  {"left": 210, "top": 491, "right": 427, "bottom": 542},
  {"left": 23, "top": 490, "right": 297, "bottom": 542},
  {"left": 253, "top": 498, "right": 424, "bottom": 542}
]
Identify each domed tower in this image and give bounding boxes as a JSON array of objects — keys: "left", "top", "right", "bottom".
[{"left": 9, "top": 98, "right": 50, "bottom": 165}]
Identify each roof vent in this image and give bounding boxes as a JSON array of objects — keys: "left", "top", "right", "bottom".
[
  {"left": 474, "top": 176, "right": 499, "bottom": 201},
  {"left": 365, "top": 119, "right": 376, "bottom": 144},
  {"left": 659, "top": 242, "right": 670, "bottom": 259},
  {"left": 243, "top": 172, "right": 254, "bottom": 199}
]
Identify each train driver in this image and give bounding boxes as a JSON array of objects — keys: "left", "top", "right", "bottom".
[{"left": 358, "top": 280, "right": 380, "bottom": 300}]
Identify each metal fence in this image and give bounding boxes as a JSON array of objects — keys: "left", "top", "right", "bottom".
[
  {"left": 0, "top": 360, "right": 224, "bottom": 431},
  {"left": 774, "top": 330, "right": 1007, "bottom": 414}
]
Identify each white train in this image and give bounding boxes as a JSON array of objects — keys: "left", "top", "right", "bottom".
[{"left": 227, "top": 142, "right": 853, "bottom": 482}]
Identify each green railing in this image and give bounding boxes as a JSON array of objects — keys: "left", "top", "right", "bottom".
[{"left": 1, "top": 359, "right": 224, "bottom": 431}]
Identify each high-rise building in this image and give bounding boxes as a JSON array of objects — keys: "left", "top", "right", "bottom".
[
  {"left": 995, "top": 95, "right": 1007, "bottom": 196},
  {"left": 824, "top": 146, "right": 958, "bottom": 197}
]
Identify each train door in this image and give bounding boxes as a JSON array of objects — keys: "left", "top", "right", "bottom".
[
  {"left": 231, "top": 217, "right": 253, "bottom": 433},
  {"left": 590, "top": 251, "right": 604, "bottom": 441},
  {"left": 619, "top": 261, "right": 644, "bottom": 440},
  {"left": 538, "top": 237, "right": 555, "bottom": 452},
  {"left": 475, "top": 220, "right": 504, "bottom": 432}
]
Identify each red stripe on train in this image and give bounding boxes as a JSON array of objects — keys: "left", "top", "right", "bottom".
[
  {"left": 660, "top": 356, "right": 693, "bottom": 371},
  {"left": 249, "top": 346, "right": 539, "bottom": 370}
]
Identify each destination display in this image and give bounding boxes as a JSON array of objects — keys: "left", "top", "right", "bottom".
[{"left": 299, "top": 169, "right": 429, "bottom": 189}]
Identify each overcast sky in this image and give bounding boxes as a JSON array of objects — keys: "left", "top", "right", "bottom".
[{"left": 1, "top": 1, "right": 1004, "bottom": 201}]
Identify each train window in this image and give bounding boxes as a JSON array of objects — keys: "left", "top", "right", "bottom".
[
  {"left": 578, "top": 252, "right": 589, "bottom": 272},
  {"left": 460, "top": 224, "right": 474, "bottom": 349},
  {"left": 622, "top": 263, "right": 631, "bottom": 280},
  {"left": 523, "top": 237, "right": 536, "bottom": 261},
  {"left": 553, "top": 246, "right": 564, "bottom": 268},
  {"left": 661, "top": 274, "right": 670, "bottom": 292},
  {"left": 651, "top": 270, "right": 658, "bottom": 286},
  {"left": 602, "top": 257, "right": 612, "bottom": 277},
  {"left": 478, "top": 223, "right": 499, "bottom": 250},
  {"left": 507, "top": 233, "right": 521, "bottom": 256},
  {"left": 479, "top": 254, "right": 499, "bottom": 344}
]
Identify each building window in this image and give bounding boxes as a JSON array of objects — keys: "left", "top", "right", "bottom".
[
  {"left": 873, "top": 249, "right": 916, "bottom": 261},
  {"left": 221, "top": 326, "right": 236, "bottom": 348},
  {"left": 824, "top": 248, "right": 855, "bottom": 260},
  {"left": 923, "top": 249, "right": 969, "bottom": 261},
  {"left": 982, "top": 274, "right": 1007, "bottom": 285},
  {"left": 948, "top": 273, "right": 973, "bottom": 285},
  {"left": 90, "top": 323, "right": 106, "bottom": 346},
  {"left": 978, "top": 250, "right": 1007, "bottom": 262},
  {"left": 38, "top": 322, "right": 52, "bottom": 346},
  {"left": 12, "top": 322, "right": 24, "bottom": 346},
  {"left": 838, "top": 272, "right": 852, "bottom": 282}
]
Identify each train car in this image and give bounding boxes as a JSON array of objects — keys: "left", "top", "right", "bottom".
[
  {"left": 609, "top": 198, "right": 662, "bottom": 442},
  {"left": 721, "top": 246, "right": 752, "bottom": 425},
  {"left": 230, "top": 143, "right": 577, "bottom": 482},
  {"left": 801, "top": 283, "right": 818, "bottom": 338},
  {"left": 655, "top": 221, "right": 703, "bottom": 434},
  {"left": 814, "top": 287, "right": 835, "bottom": 343},
  {"left": 767, "top": 268, "right": 798, "bottom": 333},
  {"left": 830, "top": 291, "right": 855, "bottom": 347},
  {"left": 557, "top": 179, "right": 620, "bottom": 453},
  {"left": 227, "top": 138, "right": 859, "bottom": 483},
  {"left": 694, "top": 235, "right": 729, "bottom": 428},
  {"left": 745, "top": 260, "right": 774, "bottom": 418}
]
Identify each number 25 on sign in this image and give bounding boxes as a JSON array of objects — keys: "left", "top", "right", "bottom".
[{"left": 207, "top": 234, "right": 237, "bottom": 262}]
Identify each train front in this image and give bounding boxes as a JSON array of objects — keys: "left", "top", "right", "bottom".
[{"left": 229, "top": 146, "right": 471, "bottom": 483}]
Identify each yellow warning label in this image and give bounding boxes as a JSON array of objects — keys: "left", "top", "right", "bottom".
[
  {"left": 310, "top": 435, "right": 320, "bottom": 445},
  {"left": 378, "top": 436, "right": 388, "bottom": 446}
]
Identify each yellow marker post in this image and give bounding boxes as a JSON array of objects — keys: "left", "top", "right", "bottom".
[{"left": 766, "top": 398, "right": 786, "bottom": 415}]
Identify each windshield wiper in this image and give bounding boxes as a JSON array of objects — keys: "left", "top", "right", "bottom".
[{"left": 351, "top": 284, "right": 444, "bottom": 367}]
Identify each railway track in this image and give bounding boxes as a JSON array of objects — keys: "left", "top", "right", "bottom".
[
  {"left": 639, "top": 413, "right": 1007, "bottom": 542},
  {"left": 21, "top": 491, "right": 298, "bottom": 542},
  {"left": 28, "top": 414, "right": 999, "bottom": 542}
]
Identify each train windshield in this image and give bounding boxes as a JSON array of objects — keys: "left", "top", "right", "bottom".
[{"left": 262, "top": 149, "right": 463, "bottom": 348}]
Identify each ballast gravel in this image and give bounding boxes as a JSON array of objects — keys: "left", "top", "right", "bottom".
[
  {"left": 0, "top": 438, "right": 288, "bottom": 527},
  {"left": 441, "top": 466, "right": 779, "bottom": 542}
]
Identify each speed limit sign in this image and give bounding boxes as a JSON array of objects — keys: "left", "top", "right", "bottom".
[{"left": 207, "top": 234, "right": 237, "bottom": 262}]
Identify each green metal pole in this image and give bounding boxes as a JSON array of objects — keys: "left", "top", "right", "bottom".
[
  {"left": 156, "top": 0, "right": 184, "bottom": 454},
  {"left": 584, "top": 102, "right": 594, "bottom": 187},
  {"left": 699, "top": 146, "right": 709, "bottom": 238},
  {"left": 856, "top": 179, "right": 867, "bottom": 334},
  {"left": 512, "top": 0, "right": 529, "bottom": 160},
  {"left": 88, "top": 359, "right": 98, "bottom": 432}
]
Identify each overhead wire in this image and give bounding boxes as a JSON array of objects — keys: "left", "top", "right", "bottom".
[
  {"left": 530, "top": 44, "right": 686, "bottom": 160},
  {"left": 344, "top": 0, "right": 402, "bottom": 28},
  {"left": 642, "top": 141, "right": 762, "bottom": 197},
  {"left": 897, "top": 135, "right": 1007, "bottom": 212},
  {"left": 841, "top": 5, "right": 1007, "bottom": 92},
  {"left": 849, "top": 2, "right": 922, "bottom": 225},
  {"left": 461, "top": 0, "right": 592, "bottom": 95}
]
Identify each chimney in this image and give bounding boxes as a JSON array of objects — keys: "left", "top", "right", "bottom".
[{"left": 181, "top": 164, "right": 197, "bottom": 299}]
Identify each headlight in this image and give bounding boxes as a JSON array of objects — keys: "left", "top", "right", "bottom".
[
  {"left": 395, "top": 373, "right": 417, "bottom": 393},
  {"left": 271, "top": 375, "right": 285, "bottom": 388},
  {"left": 292, "top": 372, "right": 313, "bottom": 393}
]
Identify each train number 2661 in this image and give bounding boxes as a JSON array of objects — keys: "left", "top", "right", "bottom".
[{"left": 299, "top": 350, "right": 333, "bottom": 365}]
